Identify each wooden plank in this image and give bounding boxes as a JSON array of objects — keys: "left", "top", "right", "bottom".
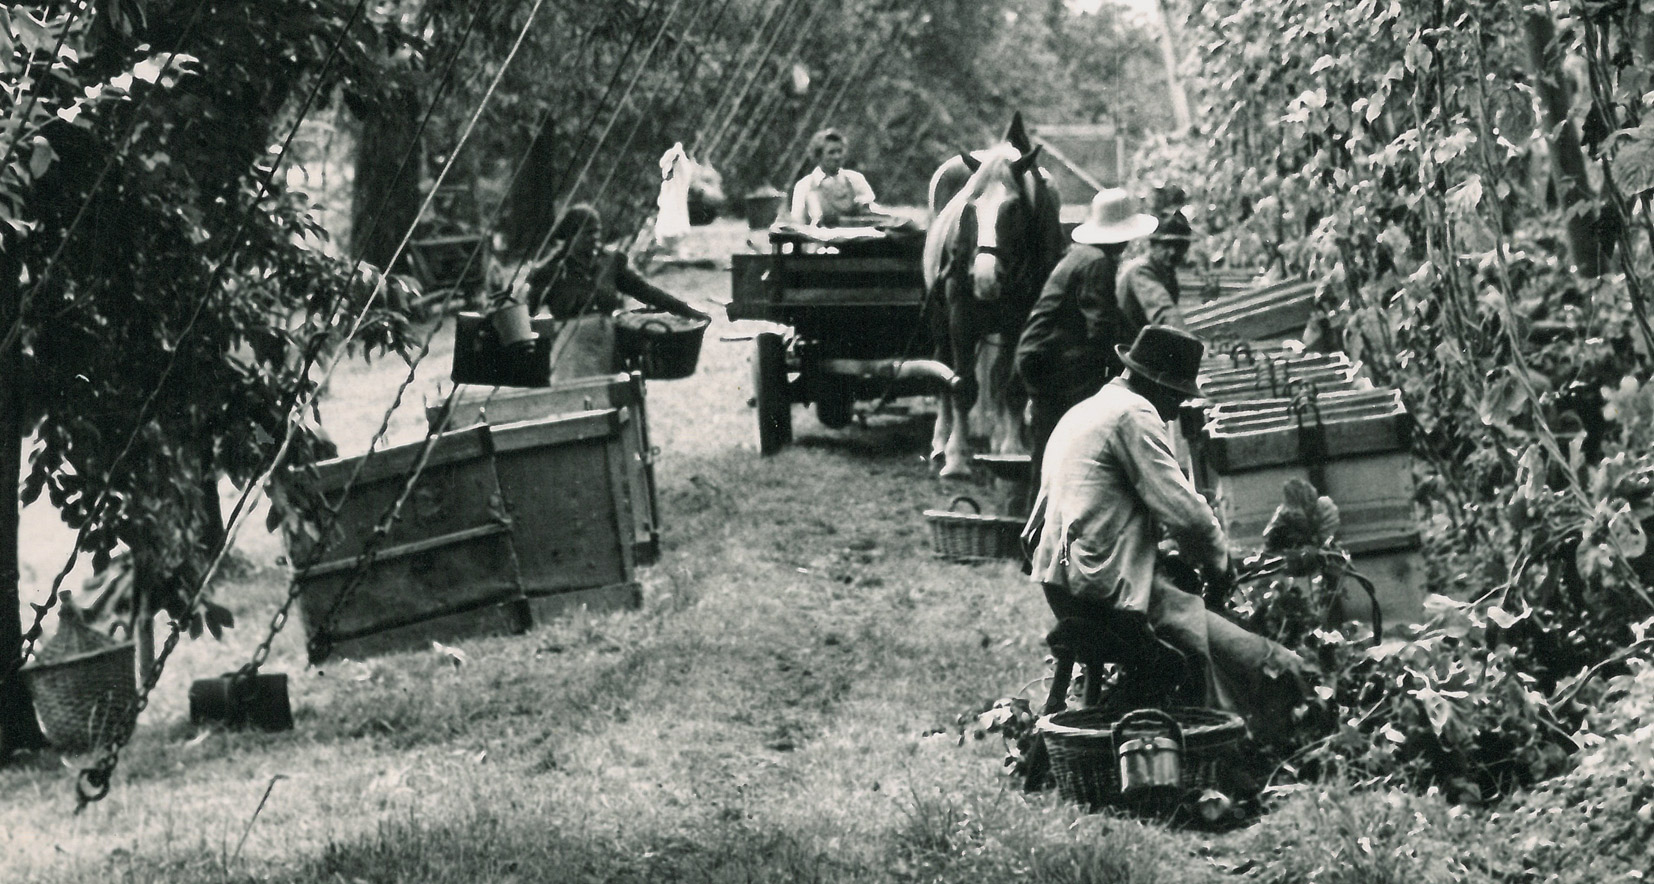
[
  {"left": 290, "top": 432, "right": 510, "bottom": 566},
  {"left": 299, "top": 523, "right": 511, "bottom": 580},
  {"left": 296, "top": 528, "right": 523, "bottom": 638},
  {"left": 304, "top": 425, "right": 492, "bottom": 491},
  {"left": 321, "top": 599, "right": 532, "bottom": 662}
]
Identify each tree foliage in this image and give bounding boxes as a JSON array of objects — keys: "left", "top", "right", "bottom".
[
  {"left": 1152, "top": 0, "right": 1654, "bottom": 796},
  {"left": 2, "top": 1, "right": 419, "bottom": 637}
]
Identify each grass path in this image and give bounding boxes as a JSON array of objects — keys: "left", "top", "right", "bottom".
[{"left": 3, "top": 220, "right": 1499, "bottom": 883}]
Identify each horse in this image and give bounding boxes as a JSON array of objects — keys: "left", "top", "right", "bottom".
[{"left": 922, "top": 115, "right": 1065, "bottom": 479}]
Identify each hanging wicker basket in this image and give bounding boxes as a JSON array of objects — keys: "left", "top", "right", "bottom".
[
  {"left": 19, "top": 598, "right": 138, "bottom": 753},
  {"left": 924, "top": 496, "right": 1025, "bottom": 562},
  {"left": 614, "top": 309, "right": 709, "bottom": 380}
]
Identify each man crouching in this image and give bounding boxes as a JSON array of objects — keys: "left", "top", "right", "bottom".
[{"left": 1024, "top": 325, "right": 1307, "bottom": 740}]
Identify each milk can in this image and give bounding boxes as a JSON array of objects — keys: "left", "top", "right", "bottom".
[{"left": 1112, "top": 709, "right": 1184, "bottom": 795}]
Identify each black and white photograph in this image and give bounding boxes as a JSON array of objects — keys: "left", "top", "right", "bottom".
[{"left": 4, "top": 0, "right": 1653, "bottom": 880}]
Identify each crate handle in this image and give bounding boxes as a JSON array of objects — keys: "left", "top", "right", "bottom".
[{"left": 948, "top": 496, "right": 982, "bottom": 514}]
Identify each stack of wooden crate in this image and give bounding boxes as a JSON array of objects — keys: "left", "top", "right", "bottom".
[
  {"left": 285, "top": 373, "right": 655, "bottom": 662},
  {"left": 1186, "top": 353, "right": 1425, "bottom": 628}
]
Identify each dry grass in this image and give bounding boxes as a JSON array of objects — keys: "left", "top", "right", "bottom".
[{"left": 3, "top": 219, "right": 1502, "bottom": 883}]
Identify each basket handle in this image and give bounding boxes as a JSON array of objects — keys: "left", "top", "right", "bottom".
[
  {"left": 1110, "top": 708, "right": 1184, "bottom": 751},
  {"left": 948, "top": 496, "right": 981, "bottom": 514},
  {"left": 638, "top": 318, "right": 674, "bottom": 335}
]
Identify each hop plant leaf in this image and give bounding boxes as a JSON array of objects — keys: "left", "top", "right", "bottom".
[{"left": 1264, "top": 479, "right": 1342, "bottom": 552}]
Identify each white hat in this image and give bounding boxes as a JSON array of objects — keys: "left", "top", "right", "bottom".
[{"left": 1071, "top": 188, "right": 1158, "bottom": 245}]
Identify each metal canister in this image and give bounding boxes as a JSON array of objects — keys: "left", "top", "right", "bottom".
[{"left": 1112, "top": 709, "right": 1184, "bottom": 794}]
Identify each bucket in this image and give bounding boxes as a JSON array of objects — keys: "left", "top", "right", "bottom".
[
  {"left": 743, "top": 187, "right": 786, "bottom": 229},
  {"left": 1112, "top": 709, "right": 1184, "bottom": 796},
  {"left": 614, "top": 309, "right": 709, "bottom": 380},
  {"left": 189, "top": 671, "right": 294, "bottom": 732},
  {"left": 488, "top": 302, "right": 535, "bottom": 347}
]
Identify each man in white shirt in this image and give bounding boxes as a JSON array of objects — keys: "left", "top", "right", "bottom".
[{"left": 790, "top": 128, "right": 877, "bottom": 227}]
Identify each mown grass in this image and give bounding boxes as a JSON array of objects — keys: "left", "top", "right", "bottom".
[{"left": 0, "top": 219, "right": 1542, "bottom": 883}]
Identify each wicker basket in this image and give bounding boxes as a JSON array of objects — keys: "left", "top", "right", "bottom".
[
  {"left": 614, "top": 309, "right": 709, "bottom": 380},
  {"left": 924, "top": 496, "right": 1025, "bottom": 561},
  {"left": 20, "top": 597, "right": 138, "bottom": 753},
  {"left": 21, "top": 643, "right": 138, "bottom": 753},
  {"left": 1037, "top": 706, "right": 1246, "bottom": 810}
]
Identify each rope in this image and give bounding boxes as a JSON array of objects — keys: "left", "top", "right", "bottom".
[
  {"left": 687, "top": 0, "right": 789, "bottom": 159},
  {"left": 699, "top": 0, "right": 801, "bottom": 162},
  {"left": 712, "top": 0, "right": 827, "bottom": 171},
  {"left": 71, "top": 0, "right": 554, "bottom": 811}
]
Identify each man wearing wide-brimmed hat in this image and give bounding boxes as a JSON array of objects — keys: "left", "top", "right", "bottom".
[
  {"left": 1115, "top": 209, "right": 1195, "bottom": 345},
  {"left": 1023, "top": 325, "right": 1308, "bottom": 737},
  {"left": 1014, "top": 188, "right": 1158, "bottom": 508}
]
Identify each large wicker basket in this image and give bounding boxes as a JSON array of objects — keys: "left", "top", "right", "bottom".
[
  {"left": 1037, "top": 706, "right": 1246, "bottom": 810},
  {"left": 924, "top": 496, "right": 1025, "bottom": 562},
  {"left": 21, "top": 642, "right": 138, "bottom": 753}
]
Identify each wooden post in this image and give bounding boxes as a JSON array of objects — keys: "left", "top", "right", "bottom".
[{"left": 0, "top": 246, "right": 47, "bottom": 756}]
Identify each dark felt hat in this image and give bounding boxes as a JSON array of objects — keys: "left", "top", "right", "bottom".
[
  {"left": 1150, "top": 210, "right": 1194, "bottom": 243},
  {"left": 1114, "top": 325, "right": 1205, "bottom": 398}
]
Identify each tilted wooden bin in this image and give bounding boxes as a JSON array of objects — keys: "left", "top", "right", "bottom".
[
  {"left": 430, "top": 372, "right": 661, "bottom": 564},
  {"left": 289, "top": 425, "right": 531, "bottom": 663},
  {"left": 288, "top": 410, "right": 638, "bottom": 662},
  {"left": 1185, "top": 278, "right": 1319, "bottom": 342}
]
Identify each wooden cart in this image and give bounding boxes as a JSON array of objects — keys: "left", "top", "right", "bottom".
[{"left": 727, "top": 228, "right": 958, "bottom": 454}]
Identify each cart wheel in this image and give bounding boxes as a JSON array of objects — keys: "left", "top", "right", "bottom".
[
  {"left": 754, "top": 332, "right": 792, "bottom": 454},
  {"left": 815, "top": 379, "right": 854, "bottom": 429}
]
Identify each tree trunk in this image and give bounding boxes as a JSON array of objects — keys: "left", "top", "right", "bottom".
[
  {"left": 351, "top": 88, "right": 424, "bottom": 272},
  {"left": 501, "top": 115, "right": 564, "bottom": 259},
  {"left": 1522, "top": 10, "right": 1612, "bottom": 276},
  {"left": 0, "top": 246, "right": 47, "bottom": 758}
]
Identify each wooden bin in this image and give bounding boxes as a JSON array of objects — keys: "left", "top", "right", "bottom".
[
  {"left": 430, "top": 373, "right": 661, "bottom": 564},
  {"left": 289, "top": 425, "right": 531, "bottom": 662},
  {"left": 1201, "top": 389, "right": 1416, "bottom": 546},
  {"left": 487, "top": 410, "right": 640, "bottom": 622},
  {"left": 1185, "top": 278, "right": 1319, "bottom": 342}
]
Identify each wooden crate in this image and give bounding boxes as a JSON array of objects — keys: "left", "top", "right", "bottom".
[
  {"left": 430, "top": 373, "right": 661, "bottom": 563},
  {"left": 1185, "top": 278, "right": 1319, "bottom": 341},
  {"left": 487, "top": 410, "right": 639, "bottom": 618},
  {"left": 1202, "top": 386, "right": 1416, "bottom": 542},
  {"left": 290, "top": 426, "right": 530, "bottom": 662}
]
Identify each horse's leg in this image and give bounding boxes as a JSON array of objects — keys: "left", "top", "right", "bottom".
[
  {"left": 983, "top": 333, "right": 1027, "bottom": 455},
  {"left": 926, "top": 280, "right": 953, "bottom": 467},
  {"left": 939, "top": 297, "right": 978, "bottom": 479}
]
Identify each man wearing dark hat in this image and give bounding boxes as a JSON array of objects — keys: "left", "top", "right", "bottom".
[
  {"left": 1115, "top": 210, "right": 1195, "bottom": 345},
  {"left": 1024, "top": 325, "right": 1307, "bottom": 734},
  {"left": 1014, "top": 189, "right": 1157, "bottom": 507}
]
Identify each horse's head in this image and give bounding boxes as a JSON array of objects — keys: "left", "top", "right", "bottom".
[{"left": 951, "top": 145, "right": 1044, "bottom": 303}]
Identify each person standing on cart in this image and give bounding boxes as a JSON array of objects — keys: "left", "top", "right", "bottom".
[
  {"left": 1024, "top": 325, "right": 1308, "bottom": 736},
  {"left": 519, "top": 203, "right": 708, "bottom": 381},
  {"left": 789, "top": 128, "right": 879, "bottom": 227},
  {"left": 1014, "top": 189, "right": 1156, "bottom": 509}
]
